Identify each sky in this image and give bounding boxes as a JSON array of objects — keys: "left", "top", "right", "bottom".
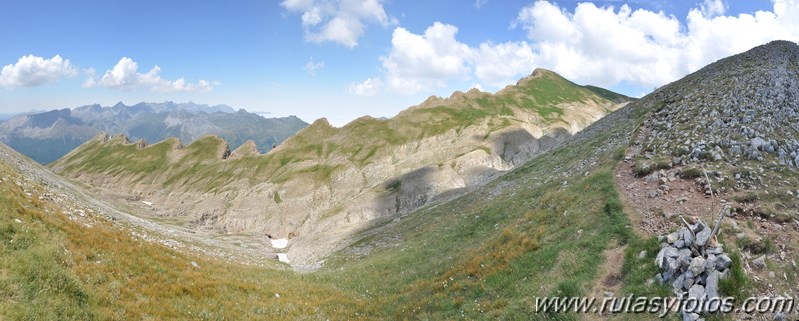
[{"left": 1, "top": 0, "right": 798, "bottom": 126}]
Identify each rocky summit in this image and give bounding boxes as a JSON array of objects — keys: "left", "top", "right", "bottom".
[{"left": 617, "top": 40, "right": 799, "bottom": 320}]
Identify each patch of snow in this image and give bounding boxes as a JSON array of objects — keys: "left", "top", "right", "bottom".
[
  {"left": 277, "top": 253, "right": 290, "bottom": 263},
  {"left": 270, "top": 238, "right": 288, "bottom": 249},
  {"left": 142, "top": 201, "right": 153, "bottom": 206}
]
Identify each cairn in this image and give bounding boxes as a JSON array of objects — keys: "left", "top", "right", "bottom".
[{"left": 655, "top": 171, "right": 733, "bottom": 321}]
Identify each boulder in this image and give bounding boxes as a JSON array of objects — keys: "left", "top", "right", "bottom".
[
  {"left": 696, "top": 228, "right": 712, "bottom": 246},
  {"left": 667, "top": 232, "right": 680, "bottom": 244},
  {"left": 682, "top": 311, "right": 700, "bottom": 321},
  {"left": 688, "top": 284, "right": 705, "bottom": 299},
  {"left": 689, "top": 257, "right": 707, "bottom": 276},
  {"left": 656, "top": 246, "right": 678, "bottom": 268},
  {"left": 683, "top": 229, "right": 694, "bottom": 247},
  {"left": 751, "top": 137, "right": 767, "bottom": 150},
  {"left": 717, "top": 254, "right": 732, "bottom": 270},
  {"left": 683, "top": 277, "right": 695, "bottom": 290},
  {"left": 705, "top": 254, "right": 718, "bottom": 273},
  {"left": 752, "top": 255, "right": 767, "bottom": 269},
  {"left": 673, "top": 274, "right": 686, "bottom": 291},
  {"left": 705, "top": 271, "right": 719, "bottom": 299}
]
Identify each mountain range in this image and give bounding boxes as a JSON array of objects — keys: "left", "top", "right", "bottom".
[
  {"left": 0, "top": 101, "right": 308, "bottom": 164},
  {"left": 51, "top": 68, "right": 632, "bottom": 269}
]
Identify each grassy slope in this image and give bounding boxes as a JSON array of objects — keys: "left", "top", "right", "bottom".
[
  {"left": 311, "top": 99, "right": 653, "bottom": 319},
  {"left": 52, "top": 70, "right": 630, "bottom": 192},
  {"left": 4, "top": 91, "right": 753, "bottom": 320},
  {"left": 0, "top": 160, "right": 367, "bottom": 320},
  {"left": 13, "top": 100, "right": 687, "bottom": 321}
]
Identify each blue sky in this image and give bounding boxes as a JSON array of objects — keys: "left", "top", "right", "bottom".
[{"left": 0, "top": 0, "right": 795, "bottom": 125}]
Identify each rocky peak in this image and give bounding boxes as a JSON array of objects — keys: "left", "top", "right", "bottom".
[
  {"left": 115, "top": 134, "right": 131, "bottom": 145},
  {"left": 230, "top": 140, "right": 260, "bottom": 159},
  {"left": 638, "top": 40, "right": 799, "bottom": 170},
  {"left": 135, "top": 139, "right": 148, "bottom": 149},
  {"left": 220, "top": 141, "right": 231, "bottom": 160},
  {"left": 516, "top": 68, "right": 554, "bottom": 85}
]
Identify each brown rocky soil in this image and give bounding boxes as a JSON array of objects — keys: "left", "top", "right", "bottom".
[{"left": 616, "top": 129, "right": 799, "bottom": 320}]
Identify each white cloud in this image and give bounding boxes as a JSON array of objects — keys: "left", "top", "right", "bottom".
[
  {"left": 305, "top": 56, "right": 325, "bottom": 76},
  {"left": 352, "top": 22, "right": 537, "bottom": 95},
  {"left": 347, "top": 77, "right": 383, "bottom": 96},
  {"left": 475, "top": 0, "right": 488, "bottom": 9},
  {"left": 381, "top": 22, "right": 473, "bottom": 93},
  {"left": 84, "top": 57, "right": 217, "bottom": 92},
  {"left": 353, "top": 1, "right": 799, "bottom": 97},
  {"left": 0, "top": 55, "right": 78, "bottom": 88},
  {"left": 281, "top": 0, "right": 397, "bottom": 47},
  {"left": 81, "top": 68, "right": 98, "bottom": 88},
  {"left": 701, "top": 0, "right": 727, "bottom": 18},
  {"left": 512, "top": 0, "right": 799, "bottom": 89},
  {"left": 473, "top": 41, "right": 537, "bottom": 87}
]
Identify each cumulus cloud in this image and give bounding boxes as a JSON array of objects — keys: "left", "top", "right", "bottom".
[
  {"left": 0, "top": 55, "right": 78, "bottom": 88},
  {"left": 347, "top": 77, "right": 383, "bottom": 96},
  {"left": 472, "top": 41, "right": 537, "bottom": 87},
  {"left": 381, "top": 22, "right": 473, "bottom": 93},
  {"left": 354, "top": 1, "right": 799, "bottom": 97},
  {"left": 281, "top": 0, "right": 397, "bottom": 47},
  {"left": 352, "top": 22, "right": 536, "bottom": 95},
  {"left": 701, "top": 0, "right": 727, "bottom": 18},
  {"left": 305, "top": 57, "right": 325, "bottom": 76},
  {"left": 84, "top": 57, "right": 217, "bottom": 92},
  {"left": 513, "top": 0, "right": 799, "bottom": 88}
]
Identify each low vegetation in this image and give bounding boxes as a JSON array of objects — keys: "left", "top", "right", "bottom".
[
  {"left": 0, "top": 161, "right": 367, "bottom": 320},
  {"left": 52, "top": 69, "right": 629, "bottom": 195},
  {"left": 5, "top": 94, "right": 650, "bottom": 320}
]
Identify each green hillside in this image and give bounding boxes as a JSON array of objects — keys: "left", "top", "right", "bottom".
[
  {"left": 52, "top": 69, "right": 629, "bottom": 192},
  {"left": 2, "top": 97, "right": 663, "bottom": 320}
]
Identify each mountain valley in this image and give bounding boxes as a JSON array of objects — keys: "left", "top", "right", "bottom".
[{"left": 2, "top": 41, "right": 799, "bottom": 320}]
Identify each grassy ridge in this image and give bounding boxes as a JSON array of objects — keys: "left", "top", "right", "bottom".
[{"left": 52, "top": 70, "right": 629, "bottom": 192}]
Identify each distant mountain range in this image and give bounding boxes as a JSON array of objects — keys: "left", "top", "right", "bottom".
[
  {"left": 0, "top": 113, "right": 20, "bottom": 121},
  {"left": 0, "top": 101, "right": 308, "bottom": 164}
]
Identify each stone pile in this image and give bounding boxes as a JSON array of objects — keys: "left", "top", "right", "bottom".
[{"left": 655, "top": 218, "right": 732, "bottom": 320}]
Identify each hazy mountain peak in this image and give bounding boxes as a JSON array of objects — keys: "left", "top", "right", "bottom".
[{"left": 0, "top": 101, "right": 308, "bottom": 163}]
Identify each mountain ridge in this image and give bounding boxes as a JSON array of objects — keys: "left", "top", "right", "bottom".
[
  {"left": 0, "top": 101, "right": 308, "bottom": 164},
  {"left": 53, "top": 68, "right": 632, "bottom": 269}
]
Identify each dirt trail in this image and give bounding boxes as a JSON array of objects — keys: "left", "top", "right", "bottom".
[{"left": 584, "top": 244, "right": 627, "bottom": 321}]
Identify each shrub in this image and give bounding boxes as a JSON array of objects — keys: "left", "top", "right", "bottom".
[
  {"left": 680, "top": 166, "right": 703, "bottom": 179},
  {"left": 718, "top": 251, "right": 749, "bottom": 299}
]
